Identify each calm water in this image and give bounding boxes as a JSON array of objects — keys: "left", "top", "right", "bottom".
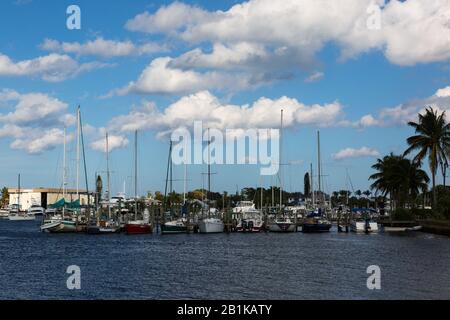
[{"left": 0, "top": 219, "right": 449, "bottom": 300}]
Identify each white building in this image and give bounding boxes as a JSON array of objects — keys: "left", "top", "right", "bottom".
[{"left": 8, "top": 188, "right": 93, "bottom": 210}]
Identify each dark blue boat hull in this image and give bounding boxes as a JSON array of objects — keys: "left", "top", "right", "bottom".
[{"left": 301, "top": 223, "right": 332, "bottom": 233}]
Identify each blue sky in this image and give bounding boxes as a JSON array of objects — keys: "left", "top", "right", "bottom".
[{"left": 0, "top": 0, "right": 449, "bottom": 197}]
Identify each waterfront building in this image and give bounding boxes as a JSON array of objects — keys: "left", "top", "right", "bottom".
[{"left": 8, "top": 188, "right": 93, "bottom": 210}]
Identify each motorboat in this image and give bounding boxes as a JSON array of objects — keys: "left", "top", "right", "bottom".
[
  {"left": 350, "top": 218, "right": 379, "bottom": 233},
  {"left": 269, "top": 217, "right": 297, "bottom": 232}
]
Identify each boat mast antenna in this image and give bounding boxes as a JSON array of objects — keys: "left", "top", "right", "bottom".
[
  {"left": 18, "top": 173, "right": 21, "bottom": 212},
  {"left": 279, "top": 109, "right": 284, "bottom": 213},
  {"left": 79, "top": 107, "right": 91, "bottom": 218},
  {"left": 106, "top": 132, "right": 111, "bottom": 220},
  {"left": 134, "top": 130, "right": 138, "bottom": 221},
  {"left": 63, "top": 126, "right": 67, "bottom": 218},
  {"left": 317, "top": 130, "right": 322, "bottom": 208},
  {"left": 76, "top": 106, "right": 81, "bottom": 200}
]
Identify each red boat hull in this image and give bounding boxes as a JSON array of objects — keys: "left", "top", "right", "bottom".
[{"left": 125, "top": 223, "right": 152, "bottom": 235}]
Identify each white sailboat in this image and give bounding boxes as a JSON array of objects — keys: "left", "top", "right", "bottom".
[
  {"left": 269, "top": 109, "right": 296, "bottom": 233},
  {"left": 198, "top": 130, "right": 224, "bottom": 234},
  {"left": 41, "top": 126, "right": 77, "bottom": 232},
  {"left": 198, "top": 217, "right": 224, "bottom": 233}
]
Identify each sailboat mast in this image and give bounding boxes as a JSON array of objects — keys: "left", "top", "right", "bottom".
[
  {"left": 183, "top": 164, "right": 187, "bottom": 204},
  {"left": 311, "top": 163, "right": 314, "bottom": 207},
  {"left": 260, "top": 183, "right": 263, "bottom": 210},
  {"left": 317, "top": 130, "right": 322, "bottom": 206},
  {"left": 163, "top": 140, "right": 172, "bottom": 214},
  {"left": 79, "top": 108, "right": 91, "bottom": 218},
  {"left": 18, "top": 174, "right": 20, "bottom": 211},
  {"left": 207, "top": 128, "right": 211, "bottom": 216},
  {"left": 134, "top": 130, "right": 138, "bottom": 220},
  {"left": 76, "top": 106, "right": 81, "bottom": 200},
  {"left": 62, "top": 127, "right": 67, "bottom": 218},
  {"left": 106, "top": 132, "right": 111, "bottom": 219},
  {"left": 63, "top": 127, "right": 67, "bottom": 199},
  {"left": 279, "top": 109, "right": 283, "bottom": 211},
  {"left": 169, "top": 141, "right": 173, "bottom": 196}
]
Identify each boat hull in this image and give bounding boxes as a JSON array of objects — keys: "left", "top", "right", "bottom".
[
  {"left": 161, "top": 224, "right": 187, "bottom": 234},
  {"left": 8, "top": 215, "right": 35, "bottom": 221},
  {"left": 87, "top": 225, "right": 120, "bottom": 234},
  {"left": 41, "top": 220, "right": 77, "bottom": 233},
  {"left": 236, "top": 219, "right": 265, "bottom": 233},
  {"left": 269, "top": 222, "right": 297, "bottom": 233},
  {"left": 351, "top": 221, "right": 379, "bottom": 233},
  {"left": 301, "top": 223, "right": 332, "bottom": 233},
  {"left": 125, "top": 223, "right": 152, "bottom": 235},
  {"left": 198, "top": 219, "right": 224, "bottom": 233}
]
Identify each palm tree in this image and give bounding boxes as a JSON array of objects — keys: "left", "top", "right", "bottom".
[
  {"left": 397, "top": 158, "right": 429, "bottom": 207},
  {"left": 404, "top": 107, "right": 450, "bottom": 209},
  {"left": 369, "top": 154, "right": 429, "bottom": 210},
  {"left": 369, "top": 153, "right": 402, "bottom": 210}
]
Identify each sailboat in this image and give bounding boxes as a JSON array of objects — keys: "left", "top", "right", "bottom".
[
  {"left": 125, "top": 131, "right": 152, "bottom": 235},
  {"left": 301, "top": 131, "right": 332, "bottom": 233},
  {"left": 8, "top": 174, "right": 35, "bottom": 221},
  {"left": 41, "top": 107, "right": 90, "bottom": 233},
  {"left": 269, "top": 110, "right": 296, "bottom": 233},
  {"left": 41, "top": 127, "right": 78, "bottom": 232},
  {"left": 87, "top": 132, "right": 120, "bottom": 234},
  {"left": 160, "top": 141, "right": 188, "bottom": 234},
  {"left": 198, "top": 129, "right": 224, "bottom": 234}
]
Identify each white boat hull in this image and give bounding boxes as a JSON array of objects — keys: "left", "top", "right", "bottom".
[
  {"left": 0, "top": 212, "right": 10, "bottom": 219},
  {"left": 41, "top": 220, "right": 77, "bottom": 233},
  {"left": 236, "top": 219, "right": 265, "bottom": 232},
  {"left": 269, "top": 222, "right": 297, "bottom": 233},
  {"left": 198, "top": 219, "right": 224, "bottom": 233},
  {"left": 8, "top": 215, "right": 35, "bottom": 221},
  {"left": 384, "top": 225, "right": 422, "bottom": 232},
  {"left": 351, "top": 221, "right": 379, "bottom": 233}
]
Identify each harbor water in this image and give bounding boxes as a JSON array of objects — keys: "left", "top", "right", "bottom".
[{"left": 0, "top": 219, "right": 449, "bottom": 300}]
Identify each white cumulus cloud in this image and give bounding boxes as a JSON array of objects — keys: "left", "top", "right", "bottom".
[
  {"left": 0, "top": 52, "right": 109, "bottom": 82},
  {"left": 0, "top": 89, "right": 78, "bottom": 154},
  {"left": 354, "top": 85, "right": 450, "bottom": 128},
  {"left": 126, "top": 0, "right": 450, "bottom": 66},
  {"left": 107, "top": 91, "right": 344, "bottom": 138},
  {"left": 113, "top": 57, "right": 265, "bottom": 95},
  {"left": 90, "top": 133, "right": 129, "bottom": 152},
  {"left": 333, "top": 147, "right": 380, "bottom": 160},
  {"left": 40, "top": 37, "right": 166, "bottom": 58}
]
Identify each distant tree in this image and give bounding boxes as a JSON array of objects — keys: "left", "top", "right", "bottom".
[
  {"left": 304, "top": 173, "right": 310, "bottom": 198},
  {"left": 355, "top": 190, "right": 362, "bottom": 198},
  {"left": 1, "top": 187, "right": 9, "bottom": 207},
  {"left": 95, "top": 175, "right": 102, "bottom": 206},
  {"left": 154, "top": 191, "right": 164, "bottom": 202},
  {"left": 404, "top": 107, "right": 450, "bottom": 209},
  {"left": 363, "top": 190, "right": 371, "bottom": 198}
]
